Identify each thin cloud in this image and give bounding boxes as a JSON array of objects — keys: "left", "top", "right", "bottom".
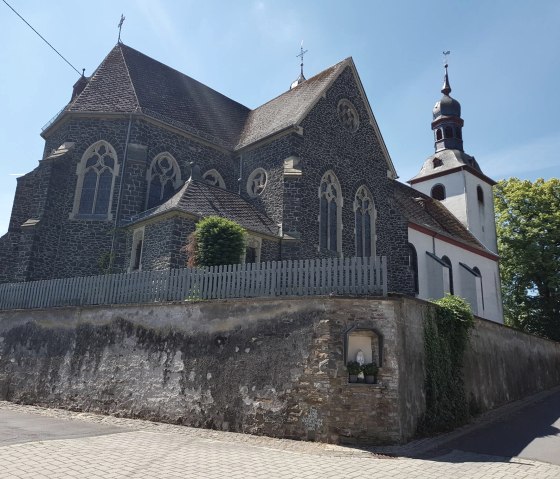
[
  {"left": 484, "top": 134, "right": 560, "bottom": 180},
  {"left": 8, "top": 173, "right": 24, "bottom": 176}
]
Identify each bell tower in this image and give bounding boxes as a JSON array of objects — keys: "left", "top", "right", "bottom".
[{"left": 409, "top": 60, "right": 498, "bottom": 254}]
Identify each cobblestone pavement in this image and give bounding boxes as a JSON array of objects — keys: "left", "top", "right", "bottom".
[{"left": 1, "top": 402, "right": 560, "bottom": 479}]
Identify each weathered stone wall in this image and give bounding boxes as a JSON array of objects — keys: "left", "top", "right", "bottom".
[
  {"left": 0, "top": 297, "right": 407, "bottom": 444},
  {"left": 1, "top": 297, "right": 559, "bottom": 445},
  {"left": 463, "top": 317, "right": 560, "bottom": 412}
]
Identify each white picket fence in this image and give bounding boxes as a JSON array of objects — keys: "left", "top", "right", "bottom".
[{"left": 0, "top": 256, "right": 387, "bottom": 310}]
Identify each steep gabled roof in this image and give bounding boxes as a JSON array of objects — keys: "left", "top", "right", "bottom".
[
  {"left": 68, "top": 44, "right": 251, "bottom": 149},
  {"left": 393, "top": 181, "right": 497, "bottom": 258},
  {"left": 235, "top": 60, "right": 347, "bottom": 149},
  {"left": 126, "top": 179, "right": 280, "bottom": 238}
]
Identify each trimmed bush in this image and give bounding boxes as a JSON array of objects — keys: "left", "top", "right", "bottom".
[{"left": 190, "top": 216, "right": 246, "bottom": 267}]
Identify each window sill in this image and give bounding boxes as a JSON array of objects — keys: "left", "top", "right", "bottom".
[{"left": 71, "top": 214, "right": 112, "bottom": 222}]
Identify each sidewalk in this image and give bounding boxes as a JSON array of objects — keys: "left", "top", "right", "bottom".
[{"left": 1, "top": 400, "right": 560, "bottom": 479}]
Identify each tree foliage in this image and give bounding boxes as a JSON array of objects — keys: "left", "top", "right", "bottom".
[
  {"left": 188, "top": 216, "right": 246, "bottom": 267},
  {"left": 494, "top": 178, "right": 560, "bottom": 340}
]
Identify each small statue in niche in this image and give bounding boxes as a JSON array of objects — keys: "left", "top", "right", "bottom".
[
  {"left": 356, "top": 349, "right": 365, "bottom": 366},
  {"left": 356, "top": 349, "right": 365, "bottom": 381}
]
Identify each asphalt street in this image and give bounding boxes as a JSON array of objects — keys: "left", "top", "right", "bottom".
[
  {"left": 429, "top": 388, "right": 560, "bottom": 466},
  {"left": 1, "top": 396, "right": 560, "bottom": 478}
]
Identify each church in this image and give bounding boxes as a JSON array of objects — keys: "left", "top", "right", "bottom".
[{"left": 0, "top": 42, "right": 503, "bottom": 322}]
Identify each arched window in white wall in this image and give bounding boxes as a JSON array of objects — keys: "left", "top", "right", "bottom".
[
  {"left": 354, "top": 186, "right": 376, "bottom": 257},
  {"left": 203, "top": 169, "right": 226, "bottom": 189},
  {"left": 441, "top": 255, "right": 454, "bottom": 295},
  {"left": 431, "top": 183, "right": 446, "bottom": 201},
  {"left": 73, "top": 140, "right": 119, "bottom": 219},
  {"left": 319, "top": 170, "right": 342, "bottom": 253},
  {"left": 146, "top": 153, "right": 181, "bottom": 209}
]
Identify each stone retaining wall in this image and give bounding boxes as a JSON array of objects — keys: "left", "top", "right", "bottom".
[{"left": 0, "top": 296, "right": 559, "bottom": 445}]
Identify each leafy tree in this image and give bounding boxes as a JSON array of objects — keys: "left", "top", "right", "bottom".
[
  {"left": 188, "top": 216, "right": 246, "bottom": 267},
  {"left": 494, "top": 178, "right": 560, "bottom": 340}
]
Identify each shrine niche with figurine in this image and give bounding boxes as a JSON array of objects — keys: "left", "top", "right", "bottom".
[{"left": 345, "top": 327, "right": 382, "bottom": 384}]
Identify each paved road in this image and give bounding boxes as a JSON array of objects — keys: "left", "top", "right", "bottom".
[
  {"left": 430, "top": 388, "right": 560, "bottom": 466},
  {"left": 1, "top": 401, "right": 560, "bottom": 479}
]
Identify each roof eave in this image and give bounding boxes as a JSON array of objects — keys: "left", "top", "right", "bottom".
[{"left": 408, "top": 164, "right": 496, "bottom": 186}]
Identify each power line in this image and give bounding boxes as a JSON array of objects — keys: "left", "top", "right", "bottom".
[{"left": 2, "top": 0, "right": 81, "bottom": 76}]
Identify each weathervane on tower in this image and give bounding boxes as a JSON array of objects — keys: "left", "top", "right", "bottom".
[
  {"left": 443, "top": 50, "right": 451, "bottom": 67},
  {"left": 118, "top": 14, "right": 125, "bottom": 43}
]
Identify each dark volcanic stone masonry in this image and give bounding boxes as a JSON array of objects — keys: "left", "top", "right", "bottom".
[{"left": 0, "top": 56, "right": 414, "bottom": 295}]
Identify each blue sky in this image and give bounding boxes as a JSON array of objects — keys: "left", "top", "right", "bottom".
[{"left": 1, "top": 0, "right": 559, "bottom": 236}]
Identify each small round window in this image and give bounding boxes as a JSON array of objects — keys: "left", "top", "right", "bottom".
[
  {"left": 337, "top": 99, "right": 360, "bottom": 132},
  {"left": 247, "top": 168, "right": 267, "bottom": 197}
]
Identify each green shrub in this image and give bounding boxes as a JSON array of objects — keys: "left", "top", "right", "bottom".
[
  {"left": 346, "top": 361, "right": 361, "bottom": 375},
  {"left": 362, "top": 362, "right": 379, "bottom": 376},
  {"left": 191, "top": 216, "right": 246, "bottom": 267}
]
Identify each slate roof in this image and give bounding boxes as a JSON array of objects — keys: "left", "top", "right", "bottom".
[
  {"left": 235, "top": 60, "right": 348, "bottom": 149},
  {"left": 408, "top": 149, "right": 487, "bottom": 184},
  {"left": 68, "top": 44, "right": 251, "bottom": 149},
  {"left": 126, "top": 180, "right": 280, "bottom": 238},
  {"left": 393, "top": 181, "right": 496, "bottom": 257},
  {"left": 64, "top": 44, "right": 352, "bottom": 152}
]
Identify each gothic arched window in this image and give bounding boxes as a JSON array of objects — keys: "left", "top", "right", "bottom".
[
  {"left": 444, "top": 126, "right": 453, "bottom": 138},
  {"left": 436, "top": 129, "right": 443, "bottom": 141},
  {"left": 354, "top": 186, "right": 376, "bottom": 257},
  {"left": 319, "top": 171, "right": 342, "bottom": 253},
  {"left": 146, "top": 153, "right": 181, "bottom": 209},
  {"left": 73, "top": 140, "right": 119, "bottom": 219}
]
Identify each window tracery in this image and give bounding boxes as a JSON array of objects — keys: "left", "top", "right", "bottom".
[
  {"left": 146, "top": 153, "right": 181, "bottom": 209},
  {"left": 319, "top": 171, "right": 342, "bottom": 253},
  {"left": 73, "top": 140, "right": 118, "bottom": 219},
  {"left": 337, "top": 99, "right": 360, "bottom": 132},
  {"left": 246, "top": 168, "right": 267, "bottom": 197},
  {"left": 354, "top": 186, "right": 376, "bottom": 257},
  {"left": 203, "top": 169, "right": 226, "bottom": 189}
]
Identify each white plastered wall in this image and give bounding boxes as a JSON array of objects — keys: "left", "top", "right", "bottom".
[
  {"left": 463, "top": 172, "right": 498, "bottom": 254},
  {"left": 412, "top": 170, "right": 498, "bottom": 254},
  {"left": 409, "top": 227, "right": 503, "bottom": 323},
  {"left": 412, "top": 170, "right": 467, "bottom": 225}
]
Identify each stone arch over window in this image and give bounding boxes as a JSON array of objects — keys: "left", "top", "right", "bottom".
[
  {"left": 146, "top": 153, "right": 181, "bottom": 209},
  {"left": 319, "top": 170, "right": 342, "bottom": 253},
  {"left": 436, "top": 128, "right": 443, "bottom": 141},
  {"left": 344, "top": 327, "right": 383, "bottom": 368},
  {"left": 431, "top": 183, "right": 446, "bottom": 200},
  {"left": 72, "top": 140, "right": 119, "bottom": 219},
  {"left": 354, "top": 185, "right": 376, "bottom": 257},
  {"left": 441, "top": 255, "right": 454, "bottom": 294},
  {"left": 203, "top": 169, "right": 226, "bottom": 189},
  {"left": 408, "top": 243, "right": 419, "bottom": 294}
]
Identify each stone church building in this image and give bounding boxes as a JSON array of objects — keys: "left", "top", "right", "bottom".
[{"left": 0, "top": 43, "right": 503, "bottom": 322}]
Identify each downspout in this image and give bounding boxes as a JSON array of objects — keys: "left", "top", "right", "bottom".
[{"left": 109, "top": 114, "right": 133, "bottom": 270}]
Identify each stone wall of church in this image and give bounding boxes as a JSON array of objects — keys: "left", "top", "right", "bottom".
[
  {"left": 239, "top": 134, "right": 294, "bottom": 226},
  {"left": 293, "top": 67, "right": 413, "bottom": 293},
  {"left": 1, "top": 296, "right": 559, "bottom": 445},
  {"left": 1, "top": 115, "right": 243, "bottom": 281}
]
